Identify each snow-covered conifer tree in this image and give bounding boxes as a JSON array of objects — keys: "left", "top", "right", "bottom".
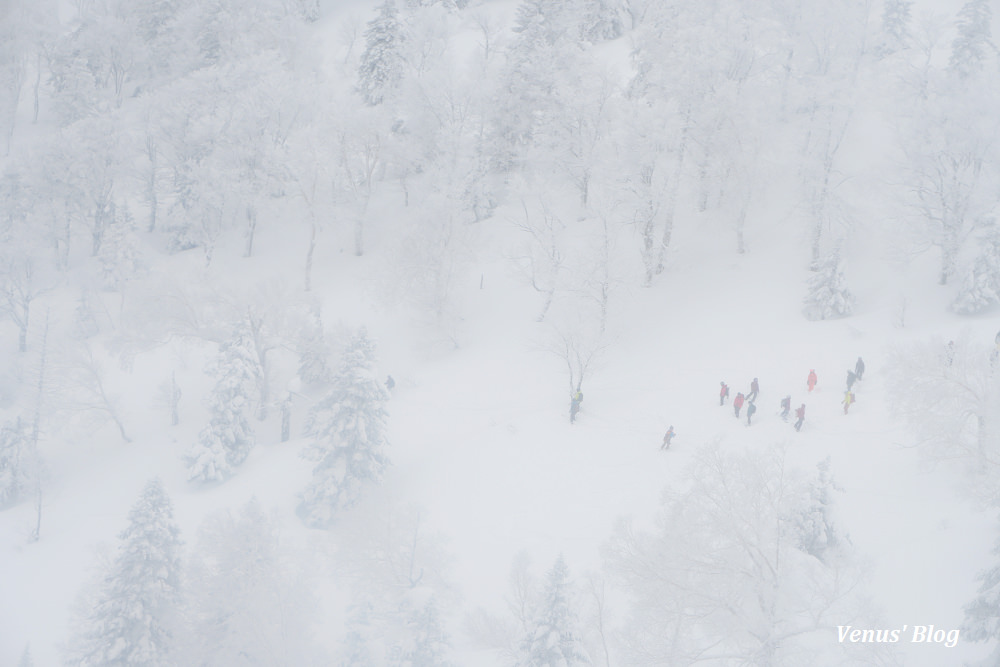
[
  {"left": 68, "top": 478, "right": 183, "bottom": 667},
  {"left": 296, "top": 307, "right": 331, "bottom": 386},
  {"left": 0, "top": 417, "right": 31, "bottom": 509},
  {"left": 185, "top": 328, "right": 260, "bottom": 482},
  {"left": 964, "top": 527, "right": 1000, "bottom": 636},
  {"left": 97, "top": 200, "right": 141, "bottom": 292},
  {"left": 183, "top": 498, "right": 324, "bottom": 665},
  {"left": 298, "top": 329, "right": 389, "bottom": 526},
  {"left": 357, "top": 0, "right": 405, "bottom": 106},
  {"left": 803, "top": 253, "right": 853, "bottom": 320},
  {"left": 963, "top": 526, "right": 1000, "bottom": 667},
  {"left": 949, "top": 0, "right": 995, "bottom": 79},
  {"left": 792, "top": 457, "right": 843, "bottom": 563},
  {"left": 953, "top": 233, "right": 1000, "bottom": 314},
  {"left": 516, "top": 555, "right": 590, "bottom": 667},
  {"left": 578, "top": 0, "right": 624, "bottom": 43},
  {"left": 876, "top": 0, "right": 913, "bottom": 57},
  {"left": 404, "top": 598, "right": 453, "bottom": 666},
  {"left": 17, "top": 643, "right": 34, "bottom": 667}
]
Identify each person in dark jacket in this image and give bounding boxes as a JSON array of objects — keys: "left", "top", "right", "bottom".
[
  {"left": 734, "top": 392, "right": 745, "bottom": 418},
  {"left": 846, "top": 370, "right": 857, "bottom": 391},
  {"left": 662, "top": 426, "right": 675, "bottom": 450},
  {"left": 855, "top": 357, "right": 865, "bottom": 381},
  {"left": 746, "top": 401, "right": 757, "bottom": 425},
  {"left": 747, "top": 377, "right": 760, "bottom": 402},
  {"left": 719, "top": 381, "right": 730, "bottom": 406},
  {"left": 794, "top": 404, "right": 806, "bottom": 432},
  {"left": 780, "top": 395, "right": 791, "bottom": 421}
]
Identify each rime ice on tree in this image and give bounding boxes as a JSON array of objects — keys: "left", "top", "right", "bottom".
[
  {"left": 69, "top": 479, "right": 183, "bottom": 667},
  {"left": 298, "top": 329, "right": 390, "bottom": 526},
  {"left": 803, "top": 253, "right": 853, "bottom": 320},
  {"left": 184, "top": 328, "right": 260, "bottom": 482}
]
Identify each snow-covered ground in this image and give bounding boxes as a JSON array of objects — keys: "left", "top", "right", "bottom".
[{"left": 2, "top": 0, "right": 999, "bottom": 665}]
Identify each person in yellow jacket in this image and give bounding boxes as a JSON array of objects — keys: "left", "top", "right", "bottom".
[{"left": 842, "top": 390, "right": 855, "bottom": 414}]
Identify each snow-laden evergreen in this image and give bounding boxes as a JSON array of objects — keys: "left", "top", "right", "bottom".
[
  {"left": 357, "top": 0, "right": 405, "bottom": 106},
  {"left": 953, "top": 233, "right": 1000, "bottom": 314},
  {"left": 803, "top": 253, "right": 854, "bottom": 320},
  {"left": 964, "top": 527, "right": 1000, "bottom": 651},
  {"left": 184, "top": 328, "right": 260, "bottom": 482},
  {"left": 67, "top": 479, "right": 182, "bottom": 667},
  {"left": 182, "top": 498, "right": 323, "bottom": 665},
  {"left": 516, "top": 555, "right": 590, "bottom": 667},
  {"left": 298, "top": 329, "right": 390, "bottom": 527},
  {"left": 949, "top": 0, "right": 995, "bottom": 79}
]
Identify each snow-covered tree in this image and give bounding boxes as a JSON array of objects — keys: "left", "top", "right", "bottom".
[
  {"left": 298, "top": 329, "right": 390, "bottom": 526},
  {"left": 0, "top": 417, "right": 31, "bottom": 509},
  {"left": 604, "top": 446, "right": 883, "bottom": 666},
  {"left": 0, "top": 253, "right": 49, "bottom": 352},
  {"left": 577, "top": 0, "right": 624, "bottom": 44},
  {"left": 803, "top": 252, "right": 853, "bottom": 320},
  {"left": 185, "top": 328, "right": 260, "bottom": 482},
  {"left": 953, "top": 232, "right": 1000, "bottom": 314},
  {"left": 876, "top": 0, "right": 913, "bottom": 57},
  {"left": 357, "top": 0, "right": 405, "bottom": 106},
  {"left": 963, "top": 526, "right": 1000, "bottom": 653},
  {"left": 183, "top": 498, "right": 325, "bottom": 665},
  {"left": 68, "top": 478, "right": 183, "bottom": 667},
  {"left": 97, "top": 199, "right": 142, "bottom": 293},
  {"left": 886, "top": 331, "right": 1000, "bottom": 506},
  {"left": 333, "top": 495, "right": 457, "bottom": 665},
  {"left": 516, "top": 555, "right": 591, "bottom": 667},
  {"left": 949, "top": 0, "right": 995, "bottom": 79}
]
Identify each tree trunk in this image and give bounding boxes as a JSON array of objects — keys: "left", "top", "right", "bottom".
[
  {"left": 32, "top": 53, "right": 41, "bottom": 124},
  {"left": 655, "top": 114, "right": 689, "bottom": 275},
  {"left": 245, "top": 204, "right": 257, "bottom": 258},
  {"left": 354, "top": 217, "right": 364, "bottom": 256},
  {"left": 305, "top": 220, "right": 317, "bottom": 292},
  {"left": 146, "top": 137, "right": 157, "bottom": 232}
]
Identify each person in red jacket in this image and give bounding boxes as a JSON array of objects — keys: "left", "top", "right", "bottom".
[
  {"left": 719, "top": 381, "right": 730, "bottom": 406},
  {"left": 733, "top": 392, "right": 745, "bottom": 418},
  {"left": 807, "top": 369, "right": 817, "bottom": 392},
  {"left": 794, "top": 404, "right": 806, "bottom": 431}
]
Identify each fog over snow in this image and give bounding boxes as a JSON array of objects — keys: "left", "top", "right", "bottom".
[{"left": 1, "top": 0, "right": 1000, "bottom": 665}]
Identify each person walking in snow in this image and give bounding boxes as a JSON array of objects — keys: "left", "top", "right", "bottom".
[
  {"left": 733, "top": 392, "right": 745, "bottom": 418},
  {"left": 570, "top": 389, "right": 583, "bottom": 424},
  {"left": 385, "top": 375, "right": 395, "bottom": 391},
  {"left": 807, "top": 369, "right": 817, "bottom": 392},
  {"left": 719, "top": 381, "right": 730, "bottom": 406},
  {"left": 747, "top": 377, "right": 760, "bottom": 402},
  {"left": 842, "top": 390, "right": 855, "bottom": 415},
  {"left": 846, "top": 369, "right": 857, "bottom": 392},
  {"left": 662, "top": 426, "right": 675, "bottom": 450},
  {"left": 746, "top": 401, "right": 757, "bottom": 425},
  {"left": 780, "top": 395, "right": 791, "bottom": 421},
  {"left": 855, "top": 357, "right": 865, "bottom": 381},
  {"left": 794, "top": 404, "right": 806, "bottom": 432}
]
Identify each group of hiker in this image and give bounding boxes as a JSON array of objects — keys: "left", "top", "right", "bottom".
[{"left": 661, "top": 356, "right": 866, "bottom": 450}]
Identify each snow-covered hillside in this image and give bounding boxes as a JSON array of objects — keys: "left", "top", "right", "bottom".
[{"left": 2, "top": 0, "right": 1000, "bottom": 665}]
